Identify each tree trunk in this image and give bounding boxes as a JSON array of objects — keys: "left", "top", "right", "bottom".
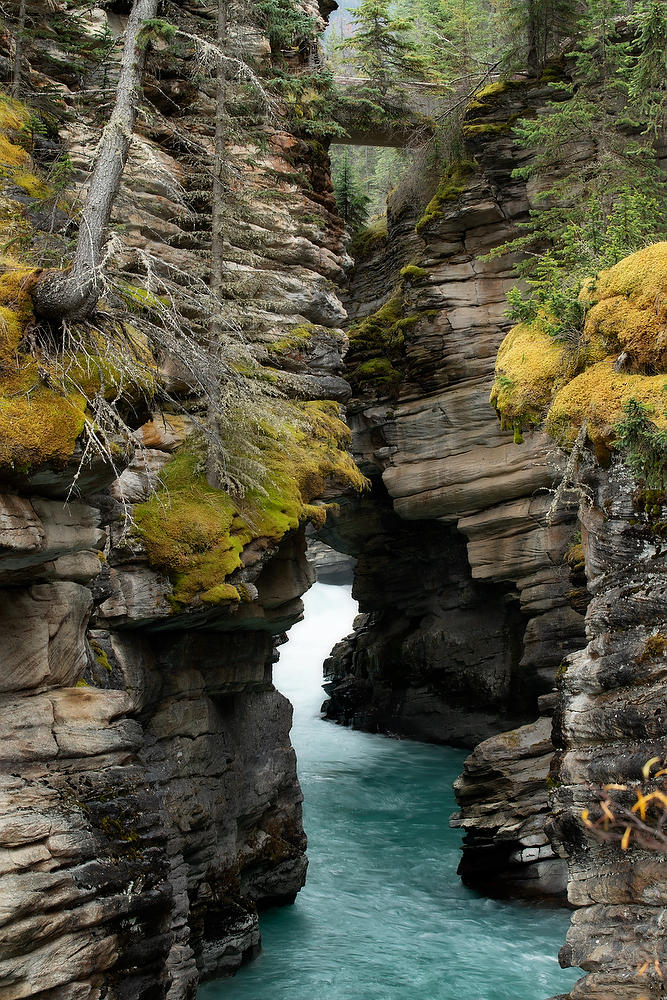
[
  {"left": 526, "top": 0, "right": 540, "bottom": 75},
  {"left": 31, "top": 0, "right": 159, "bottom": 321},
  {"left": 206, "top": 0, "right": 229, "bottom": 486},
  {"left": 11, "top": 0, "right": 27, "bottom": 99},
  {"left": 209, "top": 0, "right": 228, "bottom": 329}
]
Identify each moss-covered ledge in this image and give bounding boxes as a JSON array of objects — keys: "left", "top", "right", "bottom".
[
  {"left": 490, "top": 243, "right": 667, "bottom": 464},
  {"left": 133, "top": 401, "right": 367, "bottom": 611}
]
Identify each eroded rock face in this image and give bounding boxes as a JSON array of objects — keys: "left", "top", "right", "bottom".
[
  {"left": 0, "top": 3, "right": 349, "bottom": 997},
  {"left": 0, "top": 487, "right": 314, "bottom": 999},
  {"left": 548, "top": 460, "right": 667, "bottom": 1000},
  {"left": 322, "top": 78, "right": 588, "bottom": 766},
  {"left": 451, "top": 711, "right": 568, "bottom": 902},
  {"left": 322, "top": 76, "right": 665, "bottom": 988}
]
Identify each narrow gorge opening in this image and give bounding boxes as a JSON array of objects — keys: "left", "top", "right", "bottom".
[
  {"left": 199, "top": 580, "right": 580, "bottom": 1000},
  {"left": 0, "top": 2, "right": 664, "bottom": 998}
]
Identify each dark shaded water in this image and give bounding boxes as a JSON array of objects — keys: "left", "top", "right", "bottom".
[{"left": 200, "top": 583, "right": 579, "bottom": 1000}]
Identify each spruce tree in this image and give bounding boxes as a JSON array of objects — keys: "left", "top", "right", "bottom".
[
  {"left": 333, "top": 148, "right": 371, "bottom": 233},
  {"left": 342, "top": 0, "right": 424, "bottom": 96},
  {"left": 494, "top": 0, "right": 579, "bottom": 74},
  {"left": 629, "top": 0, "right": 667, "bottom": 133}
]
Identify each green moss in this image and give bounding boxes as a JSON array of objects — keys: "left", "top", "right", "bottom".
[
  {"left": 348, "top": 216, "right": 388, "bottom": 258},
  {"left": 0, "top": 274, "right": 155, "bottom": 474},
  {"left": 639, "top": 633, "right": 666, "bottom": 662},
  {"left": 134, "top": 404, "right": 367, "bottom": 609},
  {"left": 0, "top": 97, "right": 158, "bottom": 478},
  {"left": 466, "top": 79, "right": 529, "bottom": 112},
  {"left": 13, "top": 172, "right": 49, "bottom": 198},
  {"left": 268, "top": 323, "right": 315, "bottom": 355},
  {"left": 400, "top": 264, "right": 429, "bottom": 283},
  {"left": 492, "top": 244, "right": 667, "bottom": 468},
  {"left": 547, "top": 363, "right": 667, "bottom": 451},
  {"left": 346, "top": 284, "right": 438, "bottom": 394},
  {"left": 565, "top": 541, "right": 585, "bottom": 573},
  {"left": 201, "top": 583, "right": 241, "bottom": 604},
  {"left": 89, "top": 639, "right": 112, "bottom": 673},
  {"left": 354, "top": 358, "right": 401, "bottom": 387},
  {"left": 580, "top": 243, "right": 667, "bottom": 372},
  {"left": 462, "top": 122, "right": 507, "bottom": 138},
  {"left": 415, "top": 161, "right": 474, "bottom": 234},
  {"left": 490, "top": 318, "right": 573, "bottom": 434}
]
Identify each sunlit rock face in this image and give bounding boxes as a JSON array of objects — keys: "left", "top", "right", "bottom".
[{"left": 0, "top": 2, "right": 349, "bottom": 997}]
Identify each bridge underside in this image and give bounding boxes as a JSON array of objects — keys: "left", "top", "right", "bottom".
[{"left": 330, "top": 81, "right": 441, "bottom": 148}]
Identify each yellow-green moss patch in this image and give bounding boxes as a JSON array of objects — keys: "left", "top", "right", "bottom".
[
  {"left": 546, "top": 362, "right": 667, "bottom": 449},
  {"left": 493, "top": 244, "right": 667, "bottom": 458},
  {"left": 466, "top": 79, "right": 530, "bottom": 113},
  {"left": 400, "top": 264, "right": 429, "bottom": 283},
  {"left": 134, "top": 402, "right": 367, "bottom": 609},
  {"left": 490, "top": 319, "right": 572, "bottom": 431},
  {"left": 580, "top": 242, "right": 667, "bottom": 371},
  {"left": 268, "top": 323, "right": 316, "bottom": 355},
  {"left": 201, "top": 583, "right": 241, "bottom": 605},
  {"left": 349, "top": 216, "right": 388, "bottom": 259}
]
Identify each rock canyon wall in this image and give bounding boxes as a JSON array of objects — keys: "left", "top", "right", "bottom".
[
  {"left": 320, "top": 76, "right": 666, "bottom": 994},
  {"left": 0, "top": 7, "right": 664, "bottom": 1000},
  {"left": 0, "top": 4, "right": 357, "bottom": 997}
]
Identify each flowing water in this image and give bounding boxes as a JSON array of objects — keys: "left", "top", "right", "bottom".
[{"left": 199, "top": 583, "right": 580, "bottom": 1000}]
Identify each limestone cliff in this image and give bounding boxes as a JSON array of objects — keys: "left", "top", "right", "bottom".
[
  {"left": 490, "top": 247, "right": 667, "bottom": 999},
  {"left": 0, "top": 4, "right": 362, "bottom": 997}
]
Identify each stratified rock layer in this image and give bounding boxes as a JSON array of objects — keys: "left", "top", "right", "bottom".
[
  {"left": 324, "top": 78, "right": 587, "bottom": 757},
  {"left": 0, "top": 4, "right": 350, "bottom": 998},
  {"left": 548, "top": 460, "right": 667, "bottom": 999},
  {"left": 323, "top": 74, "right": 666, "bottom": 993}
]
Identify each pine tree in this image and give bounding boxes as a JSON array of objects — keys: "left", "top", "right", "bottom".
[
  {"left": 488, "top": 2, "right": 667, "bottom": 332},
  {"left": 628, "top": 0, "right": 667, "bottom": 134},
  {"left": 333, "top": 148, "right": 370, "bottom": 233},
  {"left": 341, "top": 0, "right": 424, "bottom": 96},
  {"left": 396, "top": 0, "right": 492, "bottom": 88},
  {"left": 31, "top": 0, "right": 160, "bottom": 321},
  {"left": 494, "top": 0, "right": 580, "bottom": 74}
]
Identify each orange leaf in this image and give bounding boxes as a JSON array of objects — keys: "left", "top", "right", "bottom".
[
  {"left": 632, "top": 792, "right": 648, "bottom": 820},
  {"left": 642, "top": 757, "right": 661, "bottom": 779}
]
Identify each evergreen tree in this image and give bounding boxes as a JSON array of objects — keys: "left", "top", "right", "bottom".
[
  {"left": 628, "top": 0, "right": 667, "bottom": 133},
  {"left": 494, "top": 0, "right": 580, "bottom": 74},
  {"left": 31, "top": 0, "right": 160, "bottom": 320},
  {"left": 341, "top": 0, "right": 424, "bottom": 96},
  {"left": 489, "top": 3, "right": 667, "bottom": 335},
  {"left": 396, "top": 0, "right": 493, "bottom": 87},
  {"left": 332, "top": 148, "right": 371, "bottom": 233}
]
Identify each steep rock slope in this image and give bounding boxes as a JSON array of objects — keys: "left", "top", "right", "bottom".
[{"left": 0, "top": 5, "right": 359, "bottom": 998}]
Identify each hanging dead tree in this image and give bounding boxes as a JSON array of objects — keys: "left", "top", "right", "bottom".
[{"left": 31, "top": 0, "right": 159, "bottom": 321}]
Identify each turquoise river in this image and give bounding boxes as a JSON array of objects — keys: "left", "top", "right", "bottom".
[{"left": 199, "top": 582, "right": 580, "bottom": 1000}]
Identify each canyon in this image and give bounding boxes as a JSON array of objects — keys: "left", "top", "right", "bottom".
[{"left": 0, "top": 3, "right": 664, "bottom": 1000}]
